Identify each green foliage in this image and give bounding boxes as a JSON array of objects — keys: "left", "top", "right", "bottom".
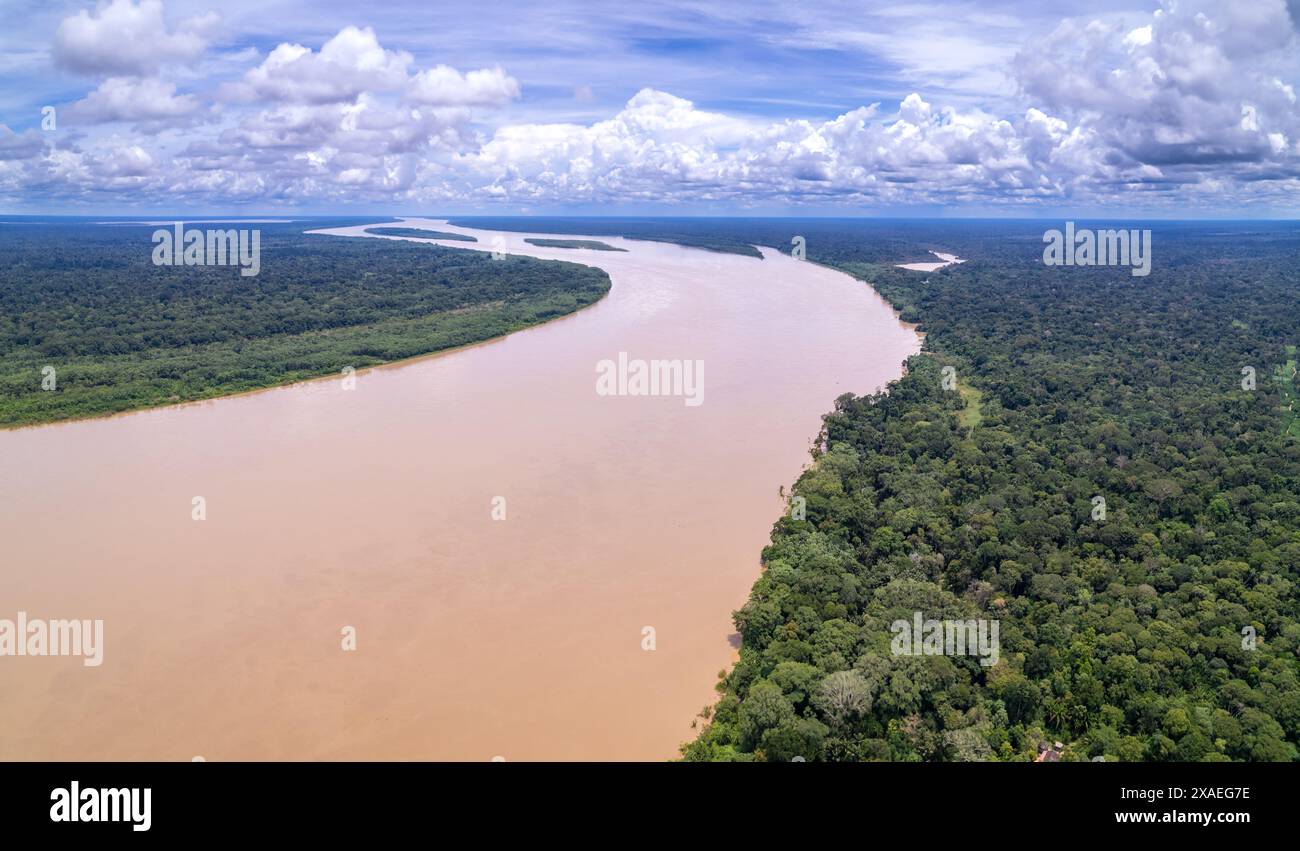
[
  {"left": 682, "top": 219, "right": 1300, "bottom": 762},
  {"left": 523, "top": 238, "right": 626, "bottom": 251},
  {"left": 0, "top": 222, "right": 609, "bottom": 426},
  {"left": 362, "top": 227, "right": 477, "bottom": 241}
]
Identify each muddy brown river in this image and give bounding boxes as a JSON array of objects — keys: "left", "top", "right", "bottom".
[{"left": 0, "top": 219, "right": 920, "bottom": 760}]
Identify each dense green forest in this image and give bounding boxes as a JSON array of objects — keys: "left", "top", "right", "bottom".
[
  {"left": 640, "top": 218, "right": 1300, "bottom": 762},
  {"left": 0, "top": 220, "right": 608, "bottom": 426},
  {"left": 524, "top": 238, "right": 626, "bottom": 252},
  {"left": 364, "top": 227, "right": 477, "bottom": 241}
]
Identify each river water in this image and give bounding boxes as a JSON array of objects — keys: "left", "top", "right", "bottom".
[{"left": 0, "top": 219, "right": 920, "bottom": 760}]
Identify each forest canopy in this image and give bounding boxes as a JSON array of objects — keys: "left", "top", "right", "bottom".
[
  {"left": 0, "top": 220, "right": 608, "bottom": 426},
  {"left": 647, "top": 218, "right": 1300, "bottom": 762}
]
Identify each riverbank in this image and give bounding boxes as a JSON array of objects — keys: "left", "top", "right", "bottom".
[
  {"left": 0, "top": 220, "right": 921, "bottom": 760},
  {"left": 895, "top": 250, "right": 967, "bottom": 272},
  {"left": 0, "top": 222, "right": 610, "bottom": 429}
]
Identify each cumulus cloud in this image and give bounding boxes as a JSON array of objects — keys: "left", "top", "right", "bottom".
[
  {"left": 213, "top": 96, "right": 469, "bottom": 156},
  {"left": 1014, "top": 0, "right": 1300, "bottom": 182},
  {"left": 54, "top": 0, "right": 217, "bottom": 76},
  {"left": 472, "top": 88, "right": 752, "bottom": 173},
  {"left": 462, "top": 89, "right": 754, "bottom": 200},
  {"left": 224, "top": 25, "right": 521, "bottom": 108},
  {"left": 459, "top": 89, "right": 1080, "bottom": 206},
  {"left": 225, "top": 26, "right": 414, "bottom": 104},
  {"left": 407, "top": 65, "right": 520, "bottom": 107},
  {"left": 119, "top": 23, "right": 527, "bottom": 205},
  {"left": 37, "top": 142, "right": 164, "bottom": 197},
  {"left": 95, "top": 144, "right": 155, "bottom": 177},
  {"left": 65, "top": 76, "right": 200, "bottom": 125},
  {"left": 0, "top": 125, "right": 47, "bottom": 161}
]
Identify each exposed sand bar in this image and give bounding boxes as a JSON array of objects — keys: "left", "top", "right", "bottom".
[
  {"left": 896, "top": 251, "right": 965, "bottom": 272},
  {"left": 0, "top": 218, "right": 920, "bottom": 760}
]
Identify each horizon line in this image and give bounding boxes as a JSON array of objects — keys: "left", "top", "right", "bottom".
[{"left": 2, "top": 213, "right": 1299, "bottom": 223}]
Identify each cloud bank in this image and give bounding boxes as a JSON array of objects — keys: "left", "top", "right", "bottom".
[{"left": 2, "top": 0, "right": 1298, "bottom": 213}]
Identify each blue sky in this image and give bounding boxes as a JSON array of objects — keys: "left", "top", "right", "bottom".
[{"left": 1, "top": 0, "right": 1299, "bottom": 215}]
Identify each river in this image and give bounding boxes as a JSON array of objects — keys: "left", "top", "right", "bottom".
[{"left": 0, "top": 218, "right": 920, "bottom": 760}]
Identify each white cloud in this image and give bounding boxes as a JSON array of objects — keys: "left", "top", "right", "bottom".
[
  {"left": 1014, "top": 0, "right": 1300, "bottom": 176},
  {"left": 464, "top": 89, "right": 755, "bottom": 200},
  {"left": 0, "top": 125, "right": 47, "bottom": 161},
  {"left": 224, "top": 25, "right": 521, "bottom": 109},
  {"left": 458, "top": 89, "right": 1073, "bottom": 206},
  {"left": 226, "top": 26, "right": 413, "bottom": 104},
  {"left": 97, "top": 144, "right": 155, "bottom": 176},
  {"left": 1123, "top": 25, "right": 1153, "bottom": 50},
  {"left": 65, "top": 77, "right": 200, "bottom": 125},
  {"left": 407, "top": 65, "right": 520, "bottom": 107},
  {"left": 55, "top": 0, "right": 216, "bottom": 76}
]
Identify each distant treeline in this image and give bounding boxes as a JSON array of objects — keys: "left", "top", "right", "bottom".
[
  {"left": 447, "top": 216, "right": 983, "bottom": 263},
  {"left": 449, "top": 216, "right": 765, "bottom": 258}
]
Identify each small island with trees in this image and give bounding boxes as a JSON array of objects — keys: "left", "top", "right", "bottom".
[
  {"left": 363, "top": 227, "right": 477, "bottom": 241},
  {"left": 524, "top": 238, "right": 626, "bottom": 252}
]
